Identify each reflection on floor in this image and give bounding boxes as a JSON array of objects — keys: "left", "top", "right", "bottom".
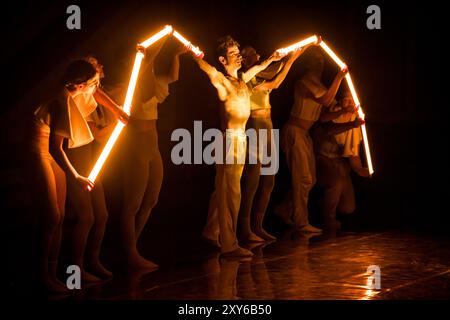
[{"left": 51, "top": 230, "right": 450, "bottom": 300}]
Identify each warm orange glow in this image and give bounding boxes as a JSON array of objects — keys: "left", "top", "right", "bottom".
[
  {"left": 345, "top": 74, "right": 361, "bottom": 110},
  {"left": 87, "top": 51, "right": 146, "bottom": 189},
  {"left": 88, "top": 25, "right": 205, "bottom": 189},
  {"left": 343, "top": 73, "right": 373, "bottom": 174},
  {"left": 172, "top": 30, "right": 204, "bottom": 58},
  {"left": 360, "top": 124, "right": 374, "bottom": 175},
  {"left": 276, "top": 35, "right": 319, "bottom": 55},
  {"left": 87, "top": 123, "right": 125, "bottom": 191},
  {"left": 319, "top": 41, "right": 347, "bottom": 70},
  {"left": 139, "top": 25, "right": 173, "bottom": 48},
  {"left": 318, "top": 40, "right": 374, "bottom": 175},
  {"left": 122, "top": 52, "right": 145, "bottom": 114}
]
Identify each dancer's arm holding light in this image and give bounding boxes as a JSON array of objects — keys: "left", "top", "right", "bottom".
[
  {"left": 303, "top": 67, "right": 348, "bottom": 107},
  {"left": 319, "top": 102, "right": 358, "bottom": 122},
  {"left": 82, "top": 56, "right": 128, "bottom": 125},
  {"left": 320, "top": 66, "right": 348, "bottom": 107},
  {"left": 349, "top": 156, "right": 371, "bottom": 177},
  {"left": 253, "top": 47, "right": 304, "bottom": 91},
  {"left": 321, "top": 117, "right": 365, "bottom": 136},
  {"left": 49, "top": 132, "right": 94, "bottom": 190},
  {"left": 193, "top": 56, "right": 228, "bottom": 101},
  {"left": 140, "top": 36, "right": 168, "bottom": 72},
  {"left": 166, "top": 43, "right": 188, "bottom": 84},
  {"left": 242, "top": 51, "right": 284, "bottom": 83},
  {"left": 93, "top": 88, "right": 129, "bottom": 123},
  {"left": 318, "top": 117, "right": 370, "bottom": 178},
  {"left": 137, "top": 37, "right": 169, "bottom": 103},
  {"left": 141, "top": 42, "right": 187, "bottom": 104}
]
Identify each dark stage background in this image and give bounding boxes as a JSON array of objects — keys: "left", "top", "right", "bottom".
[{"left": 2, "top": 0, "right": 447, "bottom": 294}]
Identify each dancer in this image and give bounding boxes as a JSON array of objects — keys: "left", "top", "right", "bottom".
[
  {"left": 29, "top": 59, "right": 126, "bottom": 292},
  {"left": 276, "top": 47, "right": 347, "bottom": 233},
  {"left": 238, "top": 45, "right": 308, "bottom": 242},
  {"left": 193, "top": 36, "right": 283, "bottom": 258}
]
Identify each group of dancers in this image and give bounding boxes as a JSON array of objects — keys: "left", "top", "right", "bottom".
[{"left": 27, "top": 34, "right": 369, "bottom": 293}]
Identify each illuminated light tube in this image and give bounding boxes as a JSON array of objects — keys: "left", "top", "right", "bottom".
[
  {"left": 344, "top": 73, "right": 374, "bottom": 175},
  {"left": 360, "top": 123, "right": 374, "bottom": 175},
  {"left": 139, "top": 25, "right": 173, "bottom": 48},
  {"left": 87, "top": 51, "right": 146, "bottom": 190},
  {"left": 319, "top": 41, "right": 347, "bottom": 70},
  {"left": 88, "top": 25, "right": 175, "bottom": 189},
  {"left": 345, "top": 74, "right": 361, "bottom": 110},
  {"left": 172, "top": 30, "right": 204, "bottom": 58},
  {"left": 276, "top": 35, "right": 319, "bottom": 55},
  {"left": 319, "top": 41, "right": 374, "bottom": 175}
]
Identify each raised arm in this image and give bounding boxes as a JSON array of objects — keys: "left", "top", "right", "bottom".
[
  {"left": 140, "top": 36, "right": 167, "bottom": 70},
  {"left": 318, "top": 67, "right": 348, "bottom": 107},
  {"left": 167, "top": 53, "right": 181, "bottom": 84},
  {"left": 166, "top": 43, "right": 188, "bottom": 84},
  {"left": 137, "top": 37, "right": 169, "bottom": 100},
  {"left": 254, "top": 48, "right": 304, "bottom": 91},
  {"left": 242, "top": 51, "right": 284, "bottom": 83},
  {"left": 194, "top": 56, "right": 228, "bottom": 101}
]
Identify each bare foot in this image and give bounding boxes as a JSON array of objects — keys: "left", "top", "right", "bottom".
[
  {"left": 42, "top": 277, "right": 70, "bottom": 294},
  {"left": 201, "top": 236, "right": 221, "bottom": 249},
  {"left": 254, "top": 228, "right": 276, "bottom": 241},
  {"left": 297, "top": 224, "right": 322, "bottom": 234},
  {"left": 220, "top": 247, "right": 254, "bottom": 260},
  {"left": 240, "top": 232, "right": 265, "bottom": 243},
  {"left": 128, "top": 255, "right": 159, "bottom": 271},
  {"left": 86, "top": 261, "right": 113, "bottom": 279},
  {"left": 82, "top": 270, "right": 102, "bottom": 283}
]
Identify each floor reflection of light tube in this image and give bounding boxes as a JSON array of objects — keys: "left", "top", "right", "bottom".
[
  {"left": 87, "top": 26, "right": 173, "bottom": 189},
  {"left": 320, "top": 41, "right": 374, "bottom": 175},
  {"left": 362, "top": 274, "right": 379, "bottom": 300}
]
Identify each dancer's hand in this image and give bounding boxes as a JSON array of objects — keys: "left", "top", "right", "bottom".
[
  {"left": 353, "top": 117, "right": 365, "bottom": 128},
  {"left": 315, "top": 35, "right": 322, "bottom": 45},
  {"left": 116, "top": 108, "right": 129, "bottom": 125},
  {"left": 136, "top": 44, "right": 146, "bottom": 55},
  {"left": 339, "top": 66, "right": 349, "bottom": 78},
  {"left": 270, "top": 51, "right": 285, "bottom": 61},
  {"left": 174, "top": 42, "right": 189, "bottom": 56},
  {"left": 356, "top": 167, "right": 371, "bottom": 178},
  {"left": 76, "top": 175, "right": 95, "bottom": 191},
  {"left": 291, "top": 46, "right": 304, "bottom": 59},
  {"left": 342, "top": 103, "right": 358, "bottom": 115}
]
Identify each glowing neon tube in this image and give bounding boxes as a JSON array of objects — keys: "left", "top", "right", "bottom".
[
  {"left": 344, "top": 74, "right": 374, "bottom": 175},
  {"left": 276, "top": 35, "right": 319, "bottom": 55},
  {"left": 172, "top": 30, "right": 204, "bottom": 58},
  {"left": 139, "top": 25, "right": 173, "bottom": 48},
  {"left": 319, "top": 41, "right": 347, "bottom": 70},
  {"left": 319, "top": 40, "right": 374, "bottom": 175},
  {"left": 87, "top": 26, "right": 175, "bottom": 190},
  {"left": 87, "top": 51, "right": 145, "bottom": 189}
]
